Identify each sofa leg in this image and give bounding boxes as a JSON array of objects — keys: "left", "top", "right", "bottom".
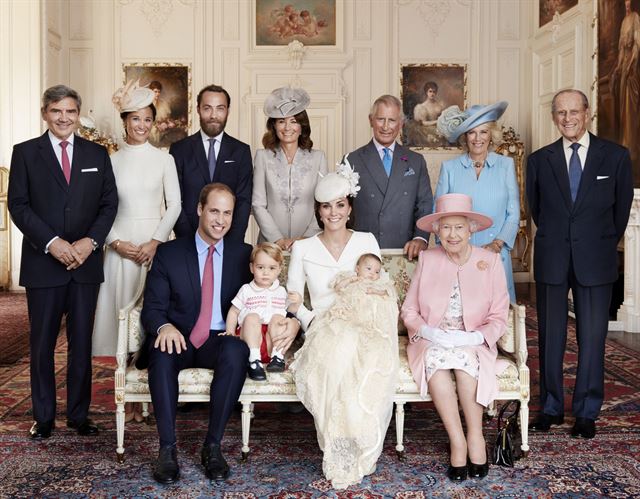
[
  {"left": 241, "top": 401, "right": 252, "bottom": 461},
  {"left": 116, "top": 400, "right": 125, "bottom": 462},
  {"left": 519, "top": 398, "right": 530, "bottom": 456},
  {"left": 395, "top": 402, "right": 406, "bottom": 460}
]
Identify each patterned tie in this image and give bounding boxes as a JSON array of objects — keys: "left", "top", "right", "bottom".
[
  {"left": 208, "top": 138, "right": 217, "bottom": 182},
  {"left": 60, "top": 140, "right": 71, "bottom": 184},
  {"left": 569, "top": 142, "right": 582, "bottom": 202},
  {"left": 190, "top": 245, "right": 214, "bottom": 349},
  {"left": 382, "top": 147, "right": 392, "bottom": 177}
]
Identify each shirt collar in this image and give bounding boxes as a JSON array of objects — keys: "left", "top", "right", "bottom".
[
  {"left": 200, "top": 129, "right": 225, "bottom": 144},
  {"left": 48, "top": 130, "right": 75, "bottom": 148},
  {"left": 195, "top": 231, "right": 224, "bottom": 256},
  {"left": 372, "top": 138, "right": 396, "bottom": 154},
  {"left": 461, "top": 151, "right": 498, "bottom": 169},
  {"left": 562, "top": 132, "right": 590, "bottom": 152},
  {"left": 248, "top": 279, "right": 280, "bottom": 292}
]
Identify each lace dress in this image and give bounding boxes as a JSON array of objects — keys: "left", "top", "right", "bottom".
[
  {"left": 291, "top": 273, "right": 399, "bottom": 489},
  {"left": 424, "top": 278, "right": 480, "bottom": 381}
]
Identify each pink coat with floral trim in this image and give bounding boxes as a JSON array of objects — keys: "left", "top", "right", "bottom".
[{"left": 401, "top": 245, "right": 509, "bottom": 407}]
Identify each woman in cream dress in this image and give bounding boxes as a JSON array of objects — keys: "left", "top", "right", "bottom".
[
  {"left": 288, "top": 164, "right": 398, "bottom": 490},
  {"left": 93, "top": 82, "right": 181, "bottom": 361},
  {"left": 253, "top": 87, "right": 327, "bottom": 250}
]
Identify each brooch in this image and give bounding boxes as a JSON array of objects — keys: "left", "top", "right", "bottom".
[{"left": 477, "top": 260, "right": 489, "bottom": 271}]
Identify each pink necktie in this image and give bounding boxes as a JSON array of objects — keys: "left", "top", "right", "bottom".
[
  {"left": 191, "top": 245, "right": 214, "bottom": 348},
  {"left": 60, "top": 140, "right": 71, "bottom": 184}
]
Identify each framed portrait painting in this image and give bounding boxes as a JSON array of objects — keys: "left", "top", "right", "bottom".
[
  {"left": 255, "top": 0, "right": 336, "bottom": 46},
  {"left": 597, "top": 0, "right": 640, "bottom": 187},
  {"left": 539, "top": 0, "right": 578, "bottom": 27},
  {"left": 401, "top": 64, "right": 467, "bottom": 149},
  {"left": 122, "top": 63, "right": 191, "bottom": 149}
]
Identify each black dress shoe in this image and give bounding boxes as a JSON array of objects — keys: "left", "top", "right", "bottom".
[
  {"left": 447, "top": 464, "right": 468, "bottom": 481},
  {"left": 29, "top": 421, "right": 54, "bottom": 439},
  {"left": 201, "top": 443, "right": 230, "bottom": 481},
  {"left": 266, "top": 356, "right": 285, "bottom": 373},
  {"left": 468, "top": 461, "right": 489, "bottom": 478},
  {"left": 66, "top": 418, "right": 99, "bottom": 436},
  {"left": 247, "top": 360, "right": 267, "bottom": 381},
  {"left": 571, "top": 417, "right": 596, "bottom": 439},
  {"left": 529, "top": 413, "right": 564, "bottom": 432},
  {"left": 153, "top": 446, "right": 180, "bottom": 484}
]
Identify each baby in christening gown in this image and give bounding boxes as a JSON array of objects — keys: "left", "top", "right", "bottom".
[{"left": 289, "top": 253, "right": 399, "bottom": 489}]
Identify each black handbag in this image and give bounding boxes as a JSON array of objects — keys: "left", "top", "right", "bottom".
[{"left": 493, "top": 400, "right": 522, "bottom": 467}]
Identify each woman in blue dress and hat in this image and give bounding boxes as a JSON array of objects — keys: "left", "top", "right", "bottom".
[{"left": 435, "top": 102, "right": 519, "bottom": 302}]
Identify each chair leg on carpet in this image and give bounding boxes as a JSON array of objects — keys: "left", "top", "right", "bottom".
[
  {"left": 395, "top": 401, "right": 406, "bottom": 459},
  {"left": 116, "top": 399, "right": 126, "bottom": 460},
  {"left": 519, "top": 397, "right": 530, "bottom": 456},
  {"left": 241, "top": 401, "right": 252, "bottom": 460}
]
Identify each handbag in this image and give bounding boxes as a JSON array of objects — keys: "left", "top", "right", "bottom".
[{"left": 492, "top": 400, "right": 522, "bottom": 467}]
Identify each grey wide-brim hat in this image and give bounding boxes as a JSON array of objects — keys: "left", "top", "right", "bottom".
[
  {"left": 437, "top": 101, "right": 508, "bottom": 143},
  {"left": 263, "top": 87, "right": 310, "bottom": 118}
]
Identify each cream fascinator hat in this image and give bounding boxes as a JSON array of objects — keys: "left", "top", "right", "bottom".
[
  {"left": 314, "top": 154, "right": 361, "bottom": 203},
  {"left": 263, "top": 87, "right": 311, "bottom": 118},
  {"left": 112, "top": 79, "right": 155, "bottom": 113},
  {"left": 416, "top": 193, "right": 492, "bottom": 232}
]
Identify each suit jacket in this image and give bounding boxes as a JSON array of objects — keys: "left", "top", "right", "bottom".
[
  {"left": 347, "top": 140, "right": 433, "bottom": 248},
  {"left": 169, "top": 131, "right": 253, "bottom": 241},
  {"left": 401, "top": 246, "right": 509, "bottom": 406},
  {"left": 526, "top": 133, "right": 634, "bottom": 286},
  {"left": 141, "top": 236, "right": 252, "bottom": 340},
  {"left": 8, "top": 132, "right": 118, "bottom": 287}
]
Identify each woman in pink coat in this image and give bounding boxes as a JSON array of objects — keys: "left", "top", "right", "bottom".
[{"left": 401, "top": 193, "right": 509, "bottom": 482}]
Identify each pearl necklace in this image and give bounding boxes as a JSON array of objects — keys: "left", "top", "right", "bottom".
[{"left": 444, "top": 245, "right": 471, "bottom": 271}]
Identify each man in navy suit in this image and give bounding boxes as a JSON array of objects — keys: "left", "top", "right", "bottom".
[
  {"left": 526, "top": 89, "right": 633, "bottom": 438},
  {"left": 8, "top": 85, "right": 118, "bottom": 439},
  {"left": 170, "top": 85, "right": 253, "bottom": 242},
  {"left": 346, "top": 95, "right": 433, "bottom": 259},
  {"left": 141, "top": 183, "right": 252, "bottom": 484}
]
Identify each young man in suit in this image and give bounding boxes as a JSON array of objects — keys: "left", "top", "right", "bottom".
[
  {"left": 526, "top": 89, "right": 634, "bottom": 439},
  {"left": 346, "top": 94, "right": 433, "bottom": 259},
  {"left": 8, "top": 85, "right": 118, "bottom": 440},
  {"left": 141, "top": 183, "right": 299, "bottom": 483},
  {"left": 169, "top": 85, "right": 253, "bottom": 242}
]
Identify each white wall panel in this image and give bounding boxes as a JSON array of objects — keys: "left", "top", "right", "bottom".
[{"left": 69, "top": 0, "right": 92, "bottom": 41}]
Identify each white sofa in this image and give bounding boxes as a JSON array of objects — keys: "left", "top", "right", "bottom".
[{"left": 114, "top": 249, "right": 530, "bottom": 462}]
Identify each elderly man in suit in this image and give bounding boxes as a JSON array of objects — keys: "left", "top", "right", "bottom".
[
  {"left": 8, "top": 85, "right": 118, "bottom": 439},
  {"left": 170, "top": 84, "right": 253, "bottom": 242},
  {"left": 526, "top": 89, "right": 633, "bottom": 439},
  {"left": 346, "top": 94, "right": 433, "bottom": 259}
]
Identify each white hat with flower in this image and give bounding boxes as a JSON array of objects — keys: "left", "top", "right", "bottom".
[
  {"left": 314, "top": 154, "right": 361, "bottom": 202},
  {"left": 112, "top": 79, "right": 155, "bottom": 114}
]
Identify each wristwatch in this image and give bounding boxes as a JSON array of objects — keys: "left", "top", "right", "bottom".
[{"left": 90, "top": 238, "right": 99, "bottom": 252}]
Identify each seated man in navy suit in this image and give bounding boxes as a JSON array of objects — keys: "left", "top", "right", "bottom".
[{"left": 141, "top": 183, "right": 298, "bottom": 484}]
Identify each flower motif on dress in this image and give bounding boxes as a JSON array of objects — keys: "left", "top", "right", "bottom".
[
  {"left": 335, "top": 154, "right": 361, "bottom": 197},
  {"left": 477, "top": 260, "right": 489, "bottom": 271},
  {"left": 437, "top": 105, "right": 467, "bottom": 142}
]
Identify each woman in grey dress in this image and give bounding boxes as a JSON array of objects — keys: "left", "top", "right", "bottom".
[{"left": 252, "top": 87, "right": 328, "bottom": 250}]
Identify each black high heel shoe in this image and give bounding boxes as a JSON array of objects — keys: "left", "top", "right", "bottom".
[
  {"left": 447, "top": 464, "right": 468, "bottom": 481},
  {"left": 468, "top": 461, "right": 489, "bottom": 478}
]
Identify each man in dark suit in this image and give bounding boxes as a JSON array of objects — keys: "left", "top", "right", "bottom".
[
  {"left": 140, "top": 183, "right": 252, "bottom": 484},
  {"left": 8, "top": 85, "right": 118, "bottom": 439},
  {"left": 526, "top": 89, "right": 633, "bottom": 438},
  {"left": 346, "top": 94, "right": 433, "bottom": 259},
  {"left": 170, "top": 84, "right": 253, "bottom": 242}
]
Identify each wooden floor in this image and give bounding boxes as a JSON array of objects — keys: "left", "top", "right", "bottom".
[{"left": 515, "top": 282, "right": 640, "bottom": 353}]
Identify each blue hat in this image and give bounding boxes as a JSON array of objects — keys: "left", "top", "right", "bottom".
[{"left": 437, "top": 101, "right": 508, "bottom": 144}]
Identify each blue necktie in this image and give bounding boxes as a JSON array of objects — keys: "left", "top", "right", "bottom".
[
  {"left": 568, "top": 142, "right": 582, "bottom": 202},
  {"left": 208, "top": 138, "right": 217, "bottom": 181},
  {"left": 382, "top": 147, "right": 392, "bottom": 177}
]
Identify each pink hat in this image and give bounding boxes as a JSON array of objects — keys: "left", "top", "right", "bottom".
[{"left": 416, "top": 193, "right": 492, "bottom": 232}]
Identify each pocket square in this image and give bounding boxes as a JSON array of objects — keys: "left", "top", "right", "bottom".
[
  {"left": 81, "top": 168, "right": 98, "bottom": 172},
  {"left": 404, "top": 168, "right": 415, "bottom": 176},
  {"left": 596, "top": 175, "right": 610, "bottom": 180},
  {"left": 224, "top": 160, "right": 235, "bottom": 164}
]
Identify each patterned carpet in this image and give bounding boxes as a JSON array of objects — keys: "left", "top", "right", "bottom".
[
  {"left": 0, "top": 300, "right": 639, "bottom": 498},
  {"left": 0, "top": 292, "right": 29, "bottom": 365}
]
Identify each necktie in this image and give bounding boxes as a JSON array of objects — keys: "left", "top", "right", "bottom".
[
  {"left": 569, "top": 142, "right": 582, "bottom": 202},
  {"left": 60, "top": 140, "right": 71, "bottom": 184},
  {"left": 382, "top": 147, "right": 392, "bottom": 177},
  {"left": 191, "top": 245, "right": 214, "bottom": 349},
  {"left": 208, "top": 138, "right": 217, "bottom": 182}
]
